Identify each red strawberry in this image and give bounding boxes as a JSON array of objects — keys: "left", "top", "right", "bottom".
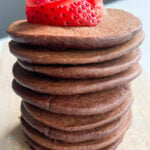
[{"left": 26, "top": 0, "right": 103, "bottom": 26}]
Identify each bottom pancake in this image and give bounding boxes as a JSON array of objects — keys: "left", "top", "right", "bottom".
[
  {"left": 21, "top": 110, "right": 131, "bottom": 150},
  {"left": 26, "top": 135, "right": 123, "bottom": 150},
  {"left": 21, "top": 104, "right": 127, "bottom": 142},
  {"left": 22, "top": 94, "right": 132, "bottom": 131}
]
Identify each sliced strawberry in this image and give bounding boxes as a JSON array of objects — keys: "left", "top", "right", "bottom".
[{"left": 26, "top": 0, "right": 103, "bottom": 26}]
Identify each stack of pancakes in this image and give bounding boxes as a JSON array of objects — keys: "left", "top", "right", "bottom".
[{"left": 7, "top": 9, "right": 144, "bottom": 150}]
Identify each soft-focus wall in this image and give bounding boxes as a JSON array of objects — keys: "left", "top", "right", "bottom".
[{"left": 0, "top": 0, "right": 26, "bottom": 38}]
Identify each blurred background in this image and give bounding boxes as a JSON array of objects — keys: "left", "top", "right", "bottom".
[
  {"left": 0, "top": 0, "right": 150, "bottom": 71},
  {"left": 0, "top": 0, "right": 25, "bottom": 38}
]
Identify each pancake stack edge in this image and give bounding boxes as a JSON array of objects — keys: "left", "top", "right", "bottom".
[{"left": 8, "top": 9, "right": 144, "bottom": 150}]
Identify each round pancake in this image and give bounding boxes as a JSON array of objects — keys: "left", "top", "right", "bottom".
[
  {"left": 7, "top": 9, "right": 142, "bottom": 49},
  {"left": 13, "top": 62, "right": 141, "bottom": 95},
  {"left": 13, "top": 80, "right": 130, "bottom": 115},
  {"left": 23, "top": 95, "right": 132, "bottom": 131},
  {"left": 21, "top": 110, "right": 131, "bottom": 150},
  {"left": 26, "top": 136, "right": 123, "bottom": 150},
  {"left": 17, "top": 49, "right": 141, "bottom": 79},
  {"left": 21, "top": 106, "right": 127, "bottom": 143},
  {"left": 9, "top": 31, "right": 144, "bottom": 65}
]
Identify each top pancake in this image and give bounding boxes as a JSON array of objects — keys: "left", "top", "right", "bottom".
[
  {"left": 9, "top": 31, "right": 144, "bottom": 65},
  {"left": 7, "top": 9, "right": 142, "bottom": 50}
]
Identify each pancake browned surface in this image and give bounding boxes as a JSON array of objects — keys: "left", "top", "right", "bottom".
[
  {"left": 9, "top": 31, "right": 144, "bottom": 65},
  {"left": 21, "top": 105, "right": 127, "bottom": 142},
  {"left": 21, "top": 110, "right": 131, "bottom": 150},
  {"left": 13, "top": 62, "right": 141, "bottom": 95},
  {"left": 7, "top": 9, "right": 142, "bottom": 49},
  {"left": 13, "top": 80, "right": 130, "bottom": 115},
  {"left": 26, "top": 136, "right": 123, "bottom": 150},
  {"left": 18, "top": 49, "right": 141, "bottom": 79},
  {"left": 23, "top": 95, "right": 132, "bottom": 131}
]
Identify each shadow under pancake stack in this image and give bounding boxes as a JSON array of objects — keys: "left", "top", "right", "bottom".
[{"left": 8, "top": 9, "right": 144, "bottom": 150}]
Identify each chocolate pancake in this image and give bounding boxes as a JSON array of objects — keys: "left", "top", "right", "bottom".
[
  {"left": 9, "top": 31, "right": 144, "bottom": 65},
  {"left": 7, "top": 9, "right": 142, "bottom": 49},
  {"left": 13, "top": 62, "right": 141, "bottom": 95},
  {"left": 21, "top": 111, "right": 131, "bottom": 150},
  {"left": 13, "top": 80, "right": 130, "bottom": 115},
  {"left": 23, "top": 95, "right": 132, "bottom": 131},
  {"left": 21, "top": 105, "right": 127, "bottom": 143},
  {"left": 26, "top": 136, "right": 123, "bottom": 150},
  {"left": 17, "top": 49, "right": 141, "bottom": 79}
]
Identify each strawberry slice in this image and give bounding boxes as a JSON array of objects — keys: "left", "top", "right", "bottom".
[{"left": 26, "top": 0, "right": 104, "bottom": 26}]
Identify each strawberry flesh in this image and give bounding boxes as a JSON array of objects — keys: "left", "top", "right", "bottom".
[{"left": 26, "top": 0, "right": 104, "bottom": 26}]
